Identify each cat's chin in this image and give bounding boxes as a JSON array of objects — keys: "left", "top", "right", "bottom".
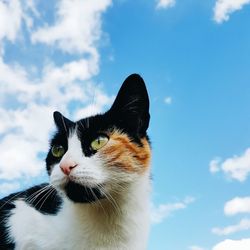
[{"left": 64, "top": 181, "right": 104, "bottom": 203}]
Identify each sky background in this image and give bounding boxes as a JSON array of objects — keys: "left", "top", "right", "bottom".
[{"left": 0, "top": 0, "right": 250, "bottom": 249}]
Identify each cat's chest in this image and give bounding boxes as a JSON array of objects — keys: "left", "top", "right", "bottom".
[{"left": 7, "top": 199, "right": 128, "bottom": 250}]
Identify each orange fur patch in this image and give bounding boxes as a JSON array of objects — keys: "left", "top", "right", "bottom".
[{"left": 99, "top": 130, "right": 151, "bottom": 173}]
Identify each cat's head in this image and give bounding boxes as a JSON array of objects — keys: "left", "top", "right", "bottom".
[{"left": 46, "top": 74, "right": 151, "bottom": 203}]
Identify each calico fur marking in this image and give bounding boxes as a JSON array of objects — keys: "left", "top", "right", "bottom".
[{"left": 99, "top": 130, "right": 151, "bottom": 173}]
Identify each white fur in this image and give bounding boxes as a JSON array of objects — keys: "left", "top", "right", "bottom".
[{"left": 7, "top": 131, "right": 151, "bottom": 250}]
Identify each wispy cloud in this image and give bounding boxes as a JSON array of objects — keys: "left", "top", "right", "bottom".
[
  {"left": 151, "top": 197, "right": 195, "bottom": 224},
  {"left": 211, "top": 196, "right": 250, "bottom": 235},
  {"left": 209, "top": 148, "right": 250, "bottom": 182},
  {"left": 213, "top": 0, "right": 250, "bottom": 23},
  {"left": 212, "top": 218, "right": 250, "bottom": 236},
  {"left": 156, "top": 0, "right": 176, "bottom": 10},
  {"left": 209, "top": 157, "right": 221, "bottom": 174},
  {"left": 212, "top": 238, "right": 250, "bottom": 250},
  {"left": 189, "top": 246, "right": 206, "bottom": 250}
]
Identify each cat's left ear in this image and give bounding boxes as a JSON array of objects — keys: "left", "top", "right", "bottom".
[
  {"left": 53, "top": 111, "right": 75, "bottom": 133},
  {"left": 109, "top": 74, "right": 150, "bottom": 136}
]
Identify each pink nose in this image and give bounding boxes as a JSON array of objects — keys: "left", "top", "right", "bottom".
[{"left": 60, "top": 159, "right": 78, "bottom": 175}]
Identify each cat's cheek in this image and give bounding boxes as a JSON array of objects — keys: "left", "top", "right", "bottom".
[{"left": 71, "top": 155, "right": 109, "bottom": 186}]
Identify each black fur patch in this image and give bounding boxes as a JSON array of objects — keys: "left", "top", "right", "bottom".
[
  {"left": 23, "top": 184, "right": 62, "bottom": 214},
  {"left": 64, "top": 181, "right": 104, "bottom": 203},
  {"left": 0, "top": 184, "right": 62, "bottom": 215},
  {"left": 0, "top": 198, "right": 15, "bottom": 249}
]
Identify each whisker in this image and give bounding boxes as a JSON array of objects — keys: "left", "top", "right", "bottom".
[
  {"left": 25, "top": 185, "right": 50, "bottom": 201},
  {"left": 38, "top": 188, "right": 56, "bottom": 211},
  {"left": 92, "top": 185, "right": 109, "bottom": 216},
  {"left": 98, "top": 184, "right": 121, "bottom": 216},
  {"left": 0, "top": 190, "right": 26, "bottom": 210},
  {"left": 26, "top": 185, "right": 52, "bottom": 205},
  {"left": 32, "top": 186, "right": 54, "bottom": 210}
]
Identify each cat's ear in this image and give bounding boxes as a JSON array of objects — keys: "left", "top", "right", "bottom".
[
  {"left": 109, "top": 74, "right": 150, "bottom": 136},
  {"left": 53, "top": 111, "right": 75, "bottom": 133}
]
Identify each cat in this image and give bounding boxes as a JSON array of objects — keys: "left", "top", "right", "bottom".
[{"left": 0, "top": 74, "right": 151, "bottom": 250}]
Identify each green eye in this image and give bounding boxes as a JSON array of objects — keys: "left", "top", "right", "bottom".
[
  {"left": 51, "top": 145, "right": 65, "bottom": 158},
  {"left": 91, "top": 135, "right": 109, "bottom": 151}
]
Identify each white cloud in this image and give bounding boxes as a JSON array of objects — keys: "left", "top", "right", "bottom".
[
  {"left": 189, "top": 246, "right": 205, "bottom": 250},
  {"left": 0, "top": 182, "right": 21, "bottom": 195},
  {"left": 213, "top": 0, "right": 250, "bottom": 23},
  {"left": 209, "top": 148, "right": 250, "bottom": 182},
  {"left": 0, "top": 0, "right": 39, "bottom": 53},
  {"left": 212, "top": 218, "right": 250, "bottom": 235},
  {"left": 0, "top": 0, "right": 22, "bottom": 42},
  {"left": 0, "top": 0, "right": 112, "bottom": 185},
  {"left": 74, "top": 89, "right": 114, "bottom": 119},
  {"left": 151, "top": 197, "right": 195, "bottom": 224},
  {"left": 164, "top": 96, "right": 172, "bottom": 105},
  {"left": 212, "top": 238, "right": 250, "bottom": 250},
  {"left": 31, "top": 0, "right": 112, "bottom": 55},
  {"left": 156, "top": 0, "right": 176, "bottom": 10},
  {"left": 224, "top": 197, "right": 250, "bottom": 216}
]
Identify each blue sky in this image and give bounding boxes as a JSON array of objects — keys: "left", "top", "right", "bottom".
[{"left": 0, "top": 0, "right": 250, "bottom": 249}]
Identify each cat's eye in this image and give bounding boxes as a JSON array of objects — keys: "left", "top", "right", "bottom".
[
  {"left": 51, "top": 145, "right": 65, "bottom": 158},
  {"left": 91, "top": 135, "right": 109, "bottom": 151}
]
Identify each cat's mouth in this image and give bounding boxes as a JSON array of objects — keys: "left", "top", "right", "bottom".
[{"left": 64, "top": 181, "right": 104, "bottom": 203}]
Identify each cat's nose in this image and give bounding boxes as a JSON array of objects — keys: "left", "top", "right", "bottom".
[{"left": 59, "top": 159, "right": 78, "bottom": 175}]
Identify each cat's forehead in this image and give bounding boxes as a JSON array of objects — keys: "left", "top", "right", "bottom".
[{"left": 76, "top": 113, "right": 112, "bottom": 134}]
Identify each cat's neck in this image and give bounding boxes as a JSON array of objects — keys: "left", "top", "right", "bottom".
[{"left": 64, "top": 172, "right": 151, "bottom": 249}]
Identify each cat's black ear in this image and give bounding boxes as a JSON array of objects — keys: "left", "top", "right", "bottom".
[
  {"left": 109, "top": 74, "right": 150, "bottom": 136},
  {"left": 53, "top": 111, "right": 75, "bottom": 133}
]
